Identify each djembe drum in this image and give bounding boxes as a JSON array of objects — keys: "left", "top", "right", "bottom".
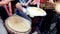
[
  {"left": 27, "top": 7, "right": 47, "bottom": 17},
  {"left": 27, "top": 7, "right": 47, "bottom": 32},
  {"left": 5, "top": 15, "right": 31, "bottom": 34}
]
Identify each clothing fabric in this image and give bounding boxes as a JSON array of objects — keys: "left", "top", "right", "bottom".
[
  {"left": 0, "top": 0, "right": 9, "bottom": 20},
  {"left": 19, "top": 0, "right": 28, "bottom": 4},
  {"left": 56, "top": 15, "right": 60, "bottom": 34},
  {"left": 0, "top": 7, "right": 9, "bottom": 20},
  {"left": 16, "top": 8, "right": 32, "bottom": 23}
]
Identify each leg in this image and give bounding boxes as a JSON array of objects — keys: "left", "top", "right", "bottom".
[{"left": 16, "top": 8, "right": 32, "bottom": 22}]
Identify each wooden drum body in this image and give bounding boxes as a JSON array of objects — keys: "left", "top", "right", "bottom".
[{"left": 5, "top": 15, "right": 31, "bottom": 34}]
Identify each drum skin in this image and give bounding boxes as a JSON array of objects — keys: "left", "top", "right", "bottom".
[
  {"left": 5, "top": 15, "right": 31, "bottom": 34},
  {"left": 55, "top": 2, "right": 60, "bottom": 14},
  {"left": 27, "top": 7, "right": 47, "bottom": 18}
]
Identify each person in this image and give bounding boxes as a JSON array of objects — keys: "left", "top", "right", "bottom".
[
  {"left": 11, "top": 0, "right": 32, "bottom": 34},
  {"left": 0, "top": 0, "right": 12, "bottom": 34},
  {"left": 49, "top": 0, "right": 60, "bottom": 34},
  {"left": 55, "top": 2, "right": 60, "bottom": 34},
  {"left": 32, "top": 0, "right": 56, "bottom": 34},
  {"left": 10, "top": 0, "right": 32, "bottom": 27}
]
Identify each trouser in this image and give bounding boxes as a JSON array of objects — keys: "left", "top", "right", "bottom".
[
  {"left": 0, "top": 18, "right": 8, "bottom": 34},
  {"left": 16, "top": 8, "right": 32, "bottom": 22}
]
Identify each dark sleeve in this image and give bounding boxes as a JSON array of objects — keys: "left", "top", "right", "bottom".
[
  {"left": 0, "top": 7, "right": 9, "bottom": 20},
  {"left": 11, "top": 0, "right": 19, "bottom": 13},
  {"left": 12, "top": 0, "right": 19, "bottom": 8}
]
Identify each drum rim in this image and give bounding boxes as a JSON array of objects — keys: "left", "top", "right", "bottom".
[
  {"left": 5, "top": 15, "right": 31, "bottom": 33},
  {"left": 5, "top": 22, "right": 31, "bottom": 33}
]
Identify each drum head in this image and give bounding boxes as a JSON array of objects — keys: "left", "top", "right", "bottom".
[
  {"left": 5, "top": 15, "right": 31, "bottom": 32},
  {"left": 55, "top": 2, "right": 60, "bottom": 14},
  {"left": 27, "top": 7, "right": 47, "bottom": 17}
]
